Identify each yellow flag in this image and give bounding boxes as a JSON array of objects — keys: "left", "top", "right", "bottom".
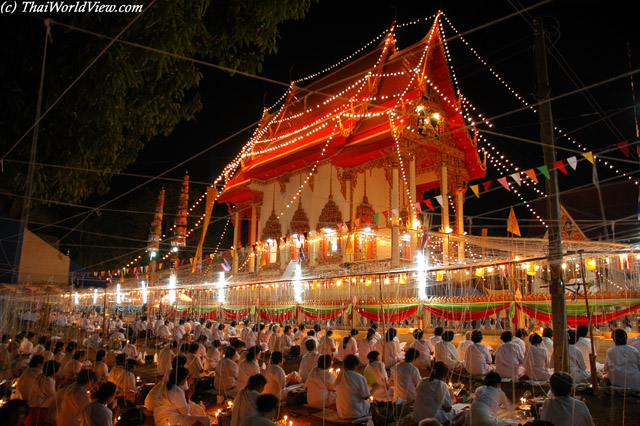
[
  {"left": 507, "top": 207, "right": 521, "bottom": 236},
  {"left": 582, "top": 151, "right": 594, "bottom": 164},
  {"left": 193, "top": 186, "right": 217, "bottom": 272},
  {"left": 345, "top": 235, "right": 354, "bottom": 255},
  {"left": 470, "top": 185, "right": 480, "bottom": 198},
  {"left": 260, "top": 249, "right": 267, "bottom": 267}
]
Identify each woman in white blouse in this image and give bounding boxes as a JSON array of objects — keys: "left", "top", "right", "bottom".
[
  {"left": 363, "top": 351, "right": 393, "bottom": 401},
  {"left": 464, "top": 330, "right": 494, "bottom": 376},
  {"left": 236, "top": 347, "right": 261, "bottom": 391},
  {"left": 27, "top": 360, "right": 59, "bottom": 408},
  {"left": 305, "top": 355, "right": 338, "bottom": 409},
  {"left": 153, "top": 367, "right": 210, "bottom": 426},
  {"left": 409, "top": 329, "right": 433, "bottom": 371},
  {"left": 81, "top": 381, "right": 117, "bottom": 426},
  {"left": 337, "top": 329, "right": 359, "bottom": 361},
  {"left": 93, "top": 350, "right": 109, "bottom": 383},
  {"left": 384, "top": 328, "right": 403, "bottom": 369},
  {"left": 524, "top": 333, "right": 553, "bottom": 381},
  {"left": 494, "top": 331, "right": 524, "bottom": 380},
  {"left": 434, "top": 330, "right": 463, "bottom": 372},
  {"left": 358, "top": 328, "right": 377, "bottom": 365}
]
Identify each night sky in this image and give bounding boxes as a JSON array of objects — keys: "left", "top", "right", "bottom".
[{"left": 2, "top": 0, "right": 639, "bottom": 269}]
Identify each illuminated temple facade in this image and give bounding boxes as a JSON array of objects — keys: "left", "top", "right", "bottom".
[{"left": 217, "top": 18, "right": 486, "bottom": 279}]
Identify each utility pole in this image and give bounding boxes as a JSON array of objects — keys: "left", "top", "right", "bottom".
[{"left": 534, "top": 18, "right": 568, "bottom": 372}]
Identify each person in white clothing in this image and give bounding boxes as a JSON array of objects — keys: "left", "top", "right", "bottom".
[
  {"left": 81, "top": 381, "right": 116, "bottom": 426},
  {"left": 429, "top": 327, "right": 444, "bottom": 348},
  {"left": 60, "top": 350, "right": 87, "bottom": 385},
  {"left": 215, "top": 347, "right": 239, "bottom": 397},
  {"left": 174, "top": 319, "right": 187, "bottom": 342},
  {"left": 358, "top": 328, "right": 377, "bottom": 365},
  {"left": 153, "top": 367, "right": 210, "bottom": 426},
  {"left": 410, "top": 329, "right": 433, "bottom": 371},
  {"left": 231, "top": 374, "right": 267, "bottom": 426},
  {"left": 49, "top": 369, "right": 98, "bottom": 426},
  {"left": 524, "top": 333, "right": 553, "bottom": 381},
  {"left": 93, "top": 350, "right": 109, "bottom": 383},
  {"left": 335, "top": 355, "right": 371, "bottom": 421},
  {"left": 263, "top": 351, "right": 293, "bottom": 401},
  {"left": 604, "top": 328, "right": 640, "bottom": 389},
  {"left": 225, "top": 321, "right": 238, "bottom": 340},
  {"left": 281, "top": 326, "right": 295, "bottom": 355},
  {"left": 305, "top": 355, "right": 338, "bottom": 409},
  {"left": 464, "top": 330, "right": 494, "bottom": 377},
  {"left": 236, "top": 347, "right": 261, "bottom": 391},
  {"left": 206, "top": 340, "right": 222, "bottom": 371},
  {"left": 157, "top": 341, "right": 178, "bottom": 377},
  {"left": 300, "top": 330, "right": 316, "bottom": 356},
  {"left": 514, "top": 329, "right": 527, "bottom": 356},
  {"left": 494, "top": 331, "right": 524, "bottom": 380},
  {"left": 456, "top": 331, "right": 473, "bottom": 362},
  {"left": 20, "top": 332, "right": 35, "bottom": 355},
  {"left": 391, "top": 348, "right": 422, "bottom": 403},
  {"left": 363, "top": 351, "right": 393, "bottom": 401},
  {"left": 27, "top": 359, "right": 59, "bottom": 408},
  {"left": 542, "top": 327, "right": 554, "bottom": 362},
  {"left": 157, "top": 321, "right": 172, "bottom": 341},
  {"left": 299, "top": 339, "right": 320, "bottom": 383},
  {"left": 575, "top": 325, "right": 597, "bottom": 370},
  {"left": 413, "top": 361, "right": 458, "bottom": 424},
  {"left": 434, "top": 331, "right": 463, "bottom": 372},
  {"left": 466, "top": 372, "right": 512, "bottom": 426},
  {"left": 293, "top": 324, "right": 305, "bottom": 346},
  {"left": 540, "top": 372, "right": 594, "bottom": 426},
  {"left": 568, "top": 329, "right": 591, "bottom": 384},
  {"left": 337, "top": 329, "right": 359, "bottom": 361},
  {"left": 384, "top": 328, "right": 403, "bottom": 369},
  {"left": 15, "top": 355, "right": 44, "bottom": 400},
  {"left": 318, "top": 329, "right": 337, "bottom": 357},
  {"left": 239, "top": 394, "right": 279, "bottom": 426}
]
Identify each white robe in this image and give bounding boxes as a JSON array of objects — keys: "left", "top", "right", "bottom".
[
  {"left": 358, "top": 339, "right": 376, "bottom": 365},
  {"left": 27, "top": 375, "right": 56, "bottom": 407},
  {"left": 157, "top": 347, "right": 175, "bottom": 376},
  {"left": 413, "top": 378, "right": 455, "bottom": 424},
  {"left": 464, "top": 343, "right": 493, "bottom": 376},
  {"left": 457, "top": 339, "right": 473, "bottom": 362},
  {"left": 335, "top": 370, "right": 370, "bottom": 420},
  {"left": 231, "top": 388, "right": 261, "bottom": 426},
  {"left": 263, "top": 364, "right": 287, "bottom": 400},
  {"left": 318, "top": 335, "right": 337, "bottom": 357},
  {"left": 604, "top": 344, "right": 640, "bottom": 389},
  {"left": 153, "top": 385, "right": 210, "bottom": 426},
  {"left": 214, "top": 358, "right": 238, "bottom": 394},
  {"left": 144, "top": 381, "right": 164, "bottom": 412},
  {"left": 540, "top": 395, "right": 594, "bottom": 426},
  {"left": 409, "top": 339, "right": 433, "bottom": 370},
  {"left": 300, "top": 336, "right": 314, "bottom": 356},
  {"left": 575, "top": 337, "right": 595, "bottom": 367},
  {"left": 337, "top": 337, "right": 358, "bottom": 361},
  {"left": 569, "top": 345, "right": 591, "bottom": 384},
  {"left": 434, "top": 341, "right": 462, "bottom": 370},
  {"left": 81, "top": 401, "right": 113, "bottom": 426},
  {"left": 299, "top": 351, "right": 319, "bottom": 383},
  {"left": 495, "top": 341, "right": 524, "bottom": 379},
  {"left": 93, "top": 361, "right": 109, "bottom": 383},
  {"left": 236, "top": 359, "right": 260, "bottom": 391},
  {"left": 391, "top": 362, "right": 421, "bottom": 403},
  {"left": 52, "top": 382, "right": 92, "bottom": 426},
  {"left": 384, "top": 340, "right": 403, "bottom": 369},
  {"left": 524, "top": 345, "right": 552, "bottom": 381},
  {"left": 305, "top": 367, "right": 337, "bottom": 409},
  {"left": 363, "top": 361, "right": 393, "bottom": 401},
  {"left": 16, "top": 367, "right": 42, "bottom": 400}
]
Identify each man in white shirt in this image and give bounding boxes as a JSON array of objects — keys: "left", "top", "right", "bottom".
[
  {"left": 16, "top": 355, "right": 44, "bottom": 400},
  {"left": 299, "top": 339, "right": 320, "bottom": 383},
  {"left": 391, "top": 348, "right": 422, "bottom": 403},
  {"left": 604, "top": 329, "right": 640, "bottom": 389},
  {"left": 239, "top": 393, "right": 279, "bottom": 426},
  {"left": 575, "top": 324, "right": 597, "bottom": 368},
  {"left": 540, "top": 372, "right": 594, "bottom": 426},
  {"left": 335, "top": 354, "right": 370, "bottom": 420},
  {"left": 542, "top": 327, "right": 554, "bottom": 361},
  {"left": 157, "top": 341, "right": 178, "bottom": 377},
  {"left": 429, "top": 326, "right": 444, "bottom": 349}
]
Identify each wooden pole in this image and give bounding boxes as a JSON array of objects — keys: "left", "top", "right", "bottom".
[
  {"left": 578, "top": 251, "right": 599, "bottom": 394},
  {"left": 378, "top": 277, "right": 387, "bottom": 364}
]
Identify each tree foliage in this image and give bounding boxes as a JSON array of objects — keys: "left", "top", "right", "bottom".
[{"left": 0, "top": 0, "right": 314, "bottom": 204}]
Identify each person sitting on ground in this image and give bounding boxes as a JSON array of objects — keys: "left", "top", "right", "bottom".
[
  {"left": 50, "top": 369, "right": 98, "bottom": 426},
  {"left": 60, "top": 350, "right": 87, "bottom": 385},
  {"left": 603, "top": 328, "right": 640, "bottom": 388},
  {"left": 93, "top": 350, "right": 109, "bottom": 383},
  {"left": 568, "top": 329, "right": 591, "bottom": 384},
  {"left": 174, "top": 319, "right": 187, "bottom": 342},
  {"left": 157, "top": 320, "right": 172, "bottom": 341},
  {"left": 494, "top": 331, "right": 524, "bottom": 380},
  {"left": 318, "top": 328, "right": 337, "bottom": 357},
  {"left": 61, "top": 341, "right": 77, "bottom": 367},
  {"left": 239, "top": 393, "right": 279, "bottom": 426},
  {"left": 524, "top": 333, "right": 553, "bottom": 381},
  {"left": 236, "top": 346, "right": 261, "bottom": 392},
  {"left": 158, "top": 341, "right": 178, "bottom": 377},
  {"left": 335, "top": 354, "right": 371, "bottom": 420},
  {"left": 514, "top": 329, "right": 527, "bottom": 355},
  {"left": 299, "top": 339, "right": 320, "bottom": 383},
  {"left": 414, "top": 361, "right": 463, "bottom": 425},
  {"left": 467, "top": 372, "right": 512, "bottom": 426},
  {"left": 123, "top": 337, "right": 140, "bottom": 361},
  {"left": 15, "top": 354, "right": 44, "bottom": 400},
  {"left": 363, "top": 350, "right": 393, "bottom": 402},
  {"left": 108, "top": 353, "right": 127, "bottom": 387},
  {"left": 392, "top": 347, "right": 422, "bottom": 403},
  {"left": 358, "top": 328, "right": 377, "bottom": 365},
  {"left": 464, "top": 330, "right": 494, "bottom": 377},
  {"left": 540, "top": 372, "right": 594, "bottom": 426},
  {"left": 384, "top": 328, "right": 403, "bottom": 368},
  {"left": 337, "top": 329, "right": 359, "bottom": 361},
  {"left": 41, "top": 340, "right": 54, "bottom": 362},
  {"left": 81, "top": 381, "right": 116, "bottom": 426},
  {"left": 410, "top": 329, "right": 433, "bottom": 371},
  {"left": 294, "top": 324, "right": 305, "bottom": 346},
  {"left": 430, "top": 327, "right": 444, "bottom": 348},
  {"left": 281, "top": 326, "right": 295, "bottom": 355},
  {"left": 186, "top": 343, "right": 205, "bottom": 378},
  {"left": 115, "top": 358, "right": 138, "bottom": 404},
  {"left": 153, "top": 367, "right": 210, "bottom": 426},
  {"left": 435, "top": 330, "right": 463, "bottom": 371},
  {"left": 306, "top": 354, "right": 338, "bottom": 409},
  {"left": 32, "top": 335, "right": 46, "bottom": 356},
  {"left": 541, "top": 327, "right": 554, "bottom": 361},
  {"left": 263, "top": 351, "right": 296, "bottom": 401},
  {"left": 457, "top": 331, "right": 473, "bottom": 362},
  {"left": 27, "top": 359, "right": 59, "bottom": 408},
  {"left": 575, "top": 324, "right": 596, "bottom": 368},
  {"left": 206, "top": 340, "right": 221, "bottom": 371},
  {"left": 300, "top": 330, "right": 315, "bottom": 356},
  {"left": 231, "top": 374, "right": 267, "bottom": 426},
  {"left": 20, "top": 332, "right": 35, "bottom": 355},
  {"left": 226, "top": 321, "right": 238, "bottom": 340},
  {"left": 214, "top": 347, "right": 239, "bottom": 396}
]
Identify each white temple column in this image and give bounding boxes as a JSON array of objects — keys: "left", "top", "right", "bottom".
[
  {"left": 232, "top": 210, "right": 240, "bottom": 274},
  {"left": 391, "top": 162, "right": 400, "bottom": 267},
  {"left": 249, "top": 204, "right": 257, "bottom": 272},
  {"left": 456, "top": 189, "right": 464, "bottom": 260},
  {"left": 409, "top": 156, "right": 417, "bottom": 256},
  {"left": 441, "top": 165, "right": 449, "bottom": 263}
]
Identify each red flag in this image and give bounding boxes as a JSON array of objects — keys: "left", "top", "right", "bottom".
[
  {"left": 553, "top": 160, "right": 567, "bottom": 175},
  {"left": 617, "top": 141, "right": 629, "bottom": 157},
  {"left": 425, "top": 199, "right": 434, "bottom": 211},
  {"left": 382, "top": 210, "right": 389, "bottom": 220},
  {"left": 483, "top": 181, "right": 492, "bottom": 191}
]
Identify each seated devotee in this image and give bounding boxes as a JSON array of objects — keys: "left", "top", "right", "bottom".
[
  {"left": 542, "top": 327, "right": 554, "bottom": 361},
  {"left": 318, "top": 329, "right": 337, "bottom": 357},
  {"left": 239, "top": 393, "right": 279, "bottom": 426},
  {"left": 236, "top": 347, "right": 261, "bottom": 392},
  {"left": 267, "top": 325, "right": 283, "bottom": 354},
  {"left": 110, "top": 329, "right": 126, "bottom": 349},
  {"left": 434, "top": 330, "right": 463, "bottom": 371},
  {"left": 430, "top": 327, "right": 444, "bottom": 348},
  {"left": 27, "top": 359, "right": 59, "bottom": 408},
  {"left": 157, "top": 320, "right": 172, "bottom": 341},
  {"left": 108, "top": 353, "right": 127, "bottom": 386},
  {"left": 568, "top": 329, "right": 591, "bottom": 384},
  {"left": 114, "top": 358, "right": 138, "bottom": 404},
  {"left": 0, "top": 399, "right": 29, "bottom": 426},
  {"left": 61, "top": 341, "right": 78, "bottom": 368},
  {"left": 174, "top": 319, "right": 187, "bottom": 342},
  {"left": 263, "top": 351, "right": 296, "bottom": 401},
  {"left": 231, "top": 374, "right": 267, "bottom": 426},
  {"left": 414, "top": 361, "right": 459, "bottom": 424},
  {"left": 358, "top": 328, "right": 377, "bottom": 365},
  {"left": 306, "top": 354, "right": 338, "bottom": 409},
  {"left": 215, "top": 347, "right": 239, "bottom": 396},
  {"left": 337, "top": 329, "right": 359, "bottom": 361},
  {"left": 93, "top": 350, "right": 109, "bottom": 383},
  {"left": 384, "top": 328, "right": 403, "bottom": 369},
  {"left": 466, "top": 372, "right": 513, "bottom": 426},
  {"left": 50, "top": 369, "right": 98, "bottom": 426},
  {"left": 158, "top": 341, "right": 178, "bottom": 377},
  {"left": 363, "top": 351, "right": 393, "bottom": 402},
  {"left": 15, "top": 354, "right": 44, "bottom": 400},
  {"left": 494, "top": 331, "right": 525, "bottom": 380},
  {"left": 244, "top": 325, "right": 258, "bottom": 349},
  {"left": 32, "top": 336, "right": 46, "bottom": 356},
  {"left": 226, "top": 321, "right": 238, "bottom": 340},
  {"left": 81, "top": 381, "right": 116, "bottom": 426},
  {"left": 540, "top": 372, "right": 594, "bottom": 426},
  {"left": 123, "top": 337, "right": 141, "bottom": 361},
  {"left": 299, "top": 339, "right": 320, "bottom": 383},
  {"left": 281, "top": 326, "right": 295, "bottom": 355},
  {"left": 294, "top": 324, "right": 305, "bottom": 346},
  {"left": 457, "top": 331, "right": 473, "bottom": 362},
  {"left": 524, "top": 333, "right": 553, "bottom": 381},
  {"left": 335, "top": 354, "right": 371, "bottom": 420},
  {"left": 410, "top": 329, "right": 433, "bottom": 371},
  {"left": 258, "top": 324, "right": 270, "bottom": 352},
  {"left": 514, "top": 329, "right": 527, "bottom": 355},
  {"left": 575, "top": 325, "right": 596, "bottom": 368},
  {"left": 603, "top": 328, "right": 640, "bottom": 388},
  {"left": 153, "top": 367, "right": 210, "bottom": 426},
  {"left": 464, "top": 330, "right": 494, "bottom": 377},
  {"left": 391, "top": 348, "right": 422, "bottom": 403},
  {"left": 60, "top": 350, "right": 87, "bottom": 385},
  {"left": 206, "top": 340, "right": 222, "bottom": 371},
  {"left": 20, "top": 332, "right": 35, "bottom": 355},
  {"left": 300, "top": 330, "right": 316, "bottom": 356},
  {"left": 186, "top": 343, "right": 205, "bottom": 378}
]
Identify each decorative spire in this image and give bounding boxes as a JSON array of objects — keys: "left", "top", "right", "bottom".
[
  {"left": 172, "top": 172, "right": 189, "bottom": 248},
  {"left": 147, "top": 188, "right": 164, "bottom": 254}
]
